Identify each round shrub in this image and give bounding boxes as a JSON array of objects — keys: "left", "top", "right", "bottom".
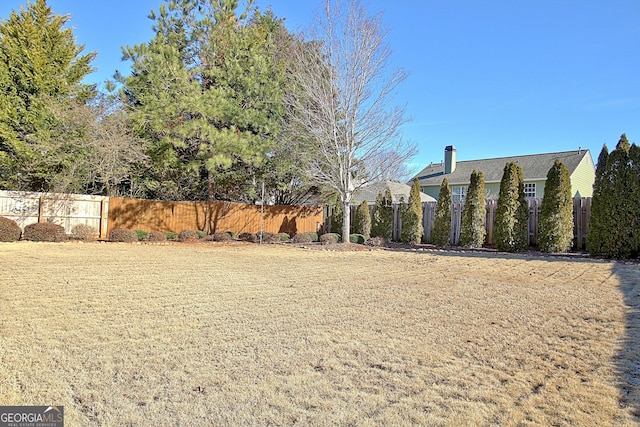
[
  {"left": 196, "top": 230, "right": 207, "bottom": 239},
  {"left": 109, "top": 227, "right": 138, "bottom": 242},
  {"left": 208, "top": 231, "right": 233, "bottom": 242},
  {"left": 227, "top": 231, "right": 236, "bottom": 240},
  {"left": 147, "top": 231, "right": 167, "bottom": 242},
  {"left": 366, "top": 236, "right": 386, "bottom": 247},
  {"left": 23, "top": 222, "right": 67, "bottom": 242},
  {"left": 291, "top": 233, "right": 313, "bottom": 244},
  {"left": 257, "top": 231, "right": 281, "bottom": 244},
  {"left": 319, "top": 233, "right": 339, "bottom": 244},
  {"left": 166, "top": 232, "right": 177, "bottom": 240},
  {"left": 179, "top": 230, "right": 199, "bottom": 242},
  {"left": 277, "top": 232, "right": 290, "bottom": 242},
  {"left": 70, "top": 224, "right": 98, "bottom": 241},
  {"left": 349, "top": 233, "right": 366, "bottom": 244},
  {"left": 321, "top": 233, "right": 341, "bottom": 243},
  {"left": 238, "top": 232, "right": 258, "bottom": 243},
  {"left": 306, "top": 232, "right": 319, "bottom": 242},
  {"left": 0, "top": 217, "right": 21, "bottom": 242},
  {"left": 135, "top": 229, "right": 148, "bottom": 241}
]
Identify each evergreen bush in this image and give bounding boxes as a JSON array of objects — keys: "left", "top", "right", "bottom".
[
  {"left": 291, "top": 233, "right": 312, "bottom": 244},
  {"left": 401, "top": 178, "right": 423, "bottom": 245},
  {"left": 494, "top": 162, "right": 529, "bottom": 252},
  {"left": 319, "top": 233, "right": 339, "bottom": 244},
  {"left": 349, "top": 233, "right": 366, "bottom": 244},
  {"left": 538, "top": 160, "right": 573, "bottom": 253},
  {"left": 330, "top": 202, "right": 343, "bottom": 234},
  {"left": 23, "top": 222, "right": 67, "bottom": 242},
  {"left": 277, "top": 232, "right": 290, "bottom": 242},
  {"left": 460, "top": 170, "right": 486, "bottom": 248},
  {"left": 431, "top": 178, "right": 452, "bottom": 246},
  {"left": 135, "top": 229, "right": 148, "bottom": 241},
  {"left": 165, "top": 232, "right": 178, "bottom": 240},
  {"left": 588, "top": 134, "right": 640, "bottom": 258},
  {"left": 0, "top": 217, "right": 22, "bottom": 242},
  {"left": 354, "top": 200, "right": 371, "bottom": 240},
  {"left": 371, "top": 189, "right": 393, "bottom": 240}
]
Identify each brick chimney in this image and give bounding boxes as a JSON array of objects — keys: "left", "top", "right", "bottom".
[{"left": 444, "top": 145, "right": 457, "bottom": 174}]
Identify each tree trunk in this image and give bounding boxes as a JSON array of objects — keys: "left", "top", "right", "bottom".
[{"left": 342, "top": 191, "right": 351, "bottom": 243}]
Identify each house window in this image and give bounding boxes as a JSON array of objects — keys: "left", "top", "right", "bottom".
[
  {"left": 524, "top": 183, "right": 536, "bottom": 198},
  {"left": 451, "top": 186, "right": 467, "bottom": 202}
]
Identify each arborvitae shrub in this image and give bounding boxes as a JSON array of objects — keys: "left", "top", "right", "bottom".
[
  {"left": 70, "top": 224, "right": 98, "bottom": 241},
  {"left": 349, "top": 233, "right": 366, "bottom": 244},
  {"left": 291, "top": 233, "right": 312, "bottom": 244},
  {"left": 147, "top": 231, "right": 167, "bottom": 242},
  {"left": 494, "top": 162, "right": 529, "bottom": 251},
  {"left": 460, "top": 170, "right": 486, "bottom": 248},
  {"left": 538, "top": 160, "right": 573, "bottom": 253},
  {"left": 23, "top": 222, "right": 67, "bottom": 242},
  {"left": 401, "top": 178, "right": 424, "bottom": 245},
  {"left": 0, "top": 217, "right": 22, "bottom": 242},
  {"left": 135, "top": 229, "right": 148, "bottom": 241},
  {"left": 354, "top": 201, "right": 371, "bottom": 240},
  {"left": 330, "top": 202, "right": 343, "bottom": 234},
  {"left": 320, "top": 233, "right": 338, "bottom": 244},
  {"left": 371, "top": 190, "right": 393, "bottom": 240},
  {"left": 431, "top": 178, "right": 452, "bottom": 246},
  {"left": 179, "top": 230, "right": 199, "bottom": 241},
  {"left": 109, "top": 227, "right": 138, "bottom": 242}
]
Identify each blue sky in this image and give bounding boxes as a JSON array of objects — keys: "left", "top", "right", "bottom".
[{"left": 2, "top": 0, "right": 639, "bottom": 173}]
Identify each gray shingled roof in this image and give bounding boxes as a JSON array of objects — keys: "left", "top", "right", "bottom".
[
  {"left": 351, "top": 180, "right": 436, "bottom": 205},
  {"left": 414, "top": 149, "right": 590, "bottom": 186}
]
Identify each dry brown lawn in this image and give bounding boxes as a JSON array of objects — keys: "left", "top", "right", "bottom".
[{"left": 0, "top": 241, "right": 639, "bottom": 426}]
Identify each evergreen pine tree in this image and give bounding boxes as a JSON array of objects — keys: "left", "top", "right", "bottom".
[
  {"left": 0, "top": 0, "right": 96, "bottom": 191},
  {"left": 371, "top": 188, "right": 394, "bottom": 240},
  {"left": 588, "top": 134, "right": 639, "bottom": 258},
  {"left": 401, "top": 178, "right": 423, "bottom": 244},
  {"left": 587, "top": 145, "right": 610, "bottom": 256},
  {"left": 495, "top": 162, "right": 529, "bottom": 251},
  {"left": 538, "top": 159, "right": 573, "bottom": 252},
  {"left": 330, "top": 201, "right": 344, "bottom": 234},
  {"left": 354, "top": 200, "right": 372, "bottom": 240},
  {"left": 431, "top": 178, "right": 452, "bottom": 246},
  {"left": 460, "top": 170, "right": 486, "bottom": 248}
]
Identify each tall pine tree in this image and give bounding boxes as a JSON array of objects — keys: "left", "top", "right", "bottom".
[
  {"left": 538, "top": 159, "right": 573, "bottom": 253},
  {"left": 460, "top": 170, "right": 486, "bottom": 248},
  {"left": 121, "top": 1, "right": 286, "bottom": 201},
  {"left": 0, "top": 0, "right": 96, "bottom": 191}
]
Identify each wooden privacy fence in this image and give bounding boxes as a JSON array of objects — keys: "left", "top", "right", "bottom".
[
  {"left": 0, "top": 190, "right": 110, "bottom": 238},
  {"left": 108, "top": 197, "right": 324, "bottom": 236},
  {"left": 329, "top": 198, "right": 591, "bottom": 249}
]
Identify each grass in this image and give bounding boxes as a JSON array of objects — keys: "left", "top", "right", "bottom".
[{"left": 0, "top": 241, "right": 638, "bottom": 426}]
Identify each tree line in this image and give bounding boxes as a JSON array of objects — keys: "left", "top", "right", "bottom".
[{"left": 0, "top": 0, "right": 413, "bottom": 243}]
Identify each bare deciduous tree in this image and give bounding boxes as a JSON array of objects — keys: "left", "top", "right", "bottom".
[{"left": 287, "top": 0, "right": 415, "bottom": 242}]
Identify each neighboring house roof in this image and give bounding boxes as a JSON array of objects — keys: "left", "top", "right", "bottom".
[
  {"left": 351, "top": 180, "right": 436, "bottom": 205},
  {"left": 414, "top": 149, "right": 591, "bottom": 186}
]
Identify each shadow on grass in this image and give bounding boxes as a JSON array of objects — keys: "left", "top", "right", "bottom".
[
  {"left": 384, "top": 243, "right": 640, "bottom": 420},
  {"left": 612, "top": 263, "right": 640, "bottom": 420}
]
